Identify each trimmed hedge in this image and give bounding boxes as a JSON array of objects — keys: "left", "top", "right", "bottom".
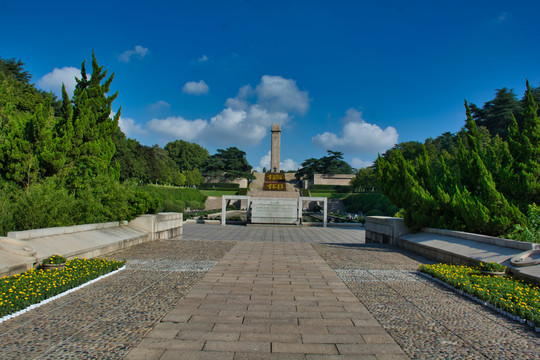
[
  {"left": 139, "top": 185, "right": 205, "bottom": 213},
  {"left": 200, "top": 183, "right": 240, "bottom": 189},
  {"left": 310, "top": 185, "right": 353, "bottom": 192},
  {"left": 237, "top": 188, "right": 248, "bottom": 195}
]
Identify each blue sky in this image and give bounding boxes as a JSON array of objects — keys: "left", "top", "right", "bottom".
[{"left": 2, "top": 0, "right": 539, "bottom": 171}]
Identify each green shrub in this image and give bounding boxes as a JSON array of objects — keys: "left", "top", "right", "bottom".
[
  {"left": 12, "top": 177, "right": 78, "bottom": 231},
  {"left": 162, "top": 199, "right": 185, "bottom": 213},
  {"left": 478, "top": 262, "right": 506, "bottom": 272},
  {"left": 186, "top": 200, "right": 205, "bottom": 210},
  {"left": 42, "top": 254, "right": 67, "bottom": 265},
  {"left": 365, "top": 209, "right": 384, "bottom": 216},
  {"left": 200, "top": 183, "right": 239, "bottom": 189},
  {"left": 507, "top": 204, "right": 540, "bottom": 243},
  {"left": 310, "top": 185, "right": 352, "bottom": 192},
  {"left": 343, "top": 192, "right": 397, "bottom": 216},
  {"left": 238, "top": 188, "right": 248, "bottom": 195}
]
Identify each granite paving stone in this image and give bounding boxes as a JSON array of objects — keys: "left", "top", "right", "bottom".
[
  {"left": 2, "top": 224, "right": 540, "bottom": 359},
  {"left": 313, "top": 242, "right": 540, "bottom": 359},
  {"left": 0, "top": 239, "right": 235, "bottom": 360}
]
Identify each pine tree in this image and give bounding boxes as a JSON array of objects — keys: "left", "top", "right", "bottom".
[
  {"left": 507, "top": 80, "right": 540, "bottom": 210},
  {"left": 63, "top": 52, "right": 121, "bottom": 188}
]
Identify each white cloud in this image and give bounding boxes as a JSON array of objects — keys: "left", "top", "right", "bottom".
[
  {"left": 281, "top": 158, "right": 299, "bottom": 171},
  {"left": 198, "top": 54, "right": 208, "bottom": 62},
  {"left": 351, "top": 157, "right": 373, "bottom": 169},
  {"left": 118, "top": 116, "right": 147, "bottom": 138},
  {"left": 147, "top": 116, "right": 207, "bottom": 142},
  {"left": 37, "top": 67, "right": 80, "bottom": 98},
  {"left": 118, "top": 45, "right": 149, "bottom": 63},
  {"left": 147, "top": 75, "right": 309, "bottom": 147},
  {"left": 183, "top": 80, "right": 209, "bottom": 95},
  {"left": 256, "top": 151, "right": 298, "bottom": 172},
  {"left": 148, "top": 100, "right": 170, "bottom": 110},
  {"left": 255, "top": 75, "right": 310, "bottom": 115},
  {"left": 312, "top": 108, "right": 398, "bottom": 154}
]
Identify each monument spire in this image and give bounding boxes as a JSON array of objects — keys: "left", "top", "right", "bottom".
[{"left": 271, "top": 124, "right": 281, "bottom": 173}]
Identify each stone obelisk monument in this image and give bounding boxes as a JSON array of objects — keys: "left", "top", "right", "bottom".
[{"left": 270, "top": 124, "right": 281, "bottom": 173}]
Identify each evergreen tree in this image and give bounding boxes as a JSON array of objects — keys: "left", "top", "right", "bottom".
[
  {"left": 470, "top": 88, "right": 522, "bottom": 139},
  {"left": 61, "top": 52, "right": 120, "bottom": 188},
  {"left": 201, "top": 147, "right": 254, "bottom": 182},
  {"left": 165, "top": 140, "right": 209, "bottom": 171},
  {"left": 507, "top": 80, "right": 540, "bottom": 209}
]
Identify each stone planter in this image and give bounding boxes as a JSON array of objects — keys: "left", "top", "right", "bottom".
[
  {"left": 481, "top": 270, "right": 506, "bottom": 277},
  {"left": 42, "top": 263, "right": 66, "bottom": 270}
]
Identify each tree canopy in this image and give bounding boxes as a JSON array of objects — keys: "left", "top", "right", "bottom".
[
  {"left": 470, "top": 85, "right": 540, "bottom": 140},
  {"left": 165, "top": 140, "right": 209, "bottom": 171},
  {"left": 295, "top": 150, "right": 353, "bottom": 181},
  {"left": 201, "top": 147, "right": 254, "bottom": 182},
  {"left": 376, "top": 81, "right": 539, "bottom": 237}
]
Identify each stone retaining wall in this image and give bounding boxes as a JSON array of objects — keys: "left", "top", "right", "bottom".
[
  {"left": 365, "top": 216, "right": 410, "bottom": 245},
  {"left": 0, "top": 213, "right": 183, "bottom": 277}
]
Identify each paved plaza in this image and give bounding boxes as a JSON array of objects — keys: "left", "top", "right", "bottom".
[{"left": 0, "top": 224, "right": 539, "bottom": 359}]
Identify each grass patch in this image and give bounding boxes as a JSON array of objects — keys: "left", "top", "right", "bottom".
[
  {"left": 308, "top": 192, "right": 348, "bottom": 199},
  {"left": 419, "top": 263, "right": 540, "bottom": 326},
  {"left": 1, "top": 257, "right": 125, "bottom": 317},
  {"left": 200, "top": 190, "right": 238, "bottom": 197}
]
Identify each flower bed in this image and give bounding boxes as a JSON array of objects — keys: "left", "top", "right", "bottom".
[
  {"left": 418, "top": 263, "right": 540, "bottom": 327},
  {"left": 0, "top": 257, "right": 125, "bottom": 317}
]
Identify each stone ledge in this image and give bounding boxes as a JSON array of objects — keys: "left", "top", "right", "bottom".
[
  {"left": 422, "top": 227, "right": 538, "bottom": 251},
  {"left": 0, "top": 213, "right": 183, "bottom": 277}
]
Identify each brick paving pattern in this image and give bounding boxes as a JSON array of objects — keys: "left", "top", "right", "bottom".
[
  {"left": 182, "top": 223, "right": 366, "bottom": 243},
  {"left": 2, "top": 224, "right": 540, "bottom": 359},
  {"left": 126, "top": 241, "right": 406, "bottom": 359},
  {"left": 0, "top": 240, "right": 235, "bottom": 360},
  {"left": 314, "top": 243, "right": 540, "bottom": 359}
]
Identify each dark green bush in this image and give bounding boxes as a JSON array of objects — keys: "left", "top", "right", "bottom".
[
  {"left": 200, "top": 183, "right": 239, "bottom": 189},
  {"left": 343, "top": 192, "right": 397, "bottom": 216},
  {"left": 186, "top": 200, "right": 205, "bottom": 210},
  {"left": 237, "top": 188, "right": 248, "bottom": 195},
  {"left": 162, "top": 199, "right": 185, "bottom": 213},
  {"left": 310, "top": 185, "right": 352, "bottom": 192}
]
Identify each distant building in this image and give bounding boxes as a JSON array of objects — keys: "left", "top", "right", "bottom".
[{"left": 306, "top": 174, "right": 355, "bottom": 188}]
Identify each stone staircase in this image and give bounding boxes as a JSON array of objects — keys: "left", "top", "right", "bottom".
[{"left": 248, "top": 172, "right": 300, "bottom": 198}]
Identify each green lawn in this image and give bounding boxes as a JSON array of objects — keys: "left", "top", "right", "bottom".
[
  {"left": 200, "top": 190, "right": 239, "bottom": 197},
  {"left": 307, "top": 192, "right": 349, "bottom": 199}
]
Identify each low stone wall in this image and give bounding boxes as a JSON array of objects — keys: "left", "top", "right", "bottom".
[
  {"left": 129, "top": 212, "right": 183, "bottom": 240},
  {"left": 0, "top": 213, "right": 183, "bottom": 277},
  {"left": 365, "top": 216, "right": 410, "bottom": 245}
]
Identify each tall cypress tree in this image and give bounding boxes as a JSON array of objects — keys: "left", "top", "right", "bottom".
[
  {"left": 507, "top": 80, "right": 540, "bottom": 210},
  {"left": 62, "top": 52, "right": 121, "bottom": 188}
]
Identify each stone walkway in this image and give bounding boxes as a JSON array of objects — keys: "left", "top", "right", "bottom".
[
  {"left": 126, "top": 241, "right": 405, "bottom": 359},
  {"left": 181, "top": 223, "right": 365, "bottom": 243},
  {"left": 2, "top": 224, "right": 540, "bottom": 359}
]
